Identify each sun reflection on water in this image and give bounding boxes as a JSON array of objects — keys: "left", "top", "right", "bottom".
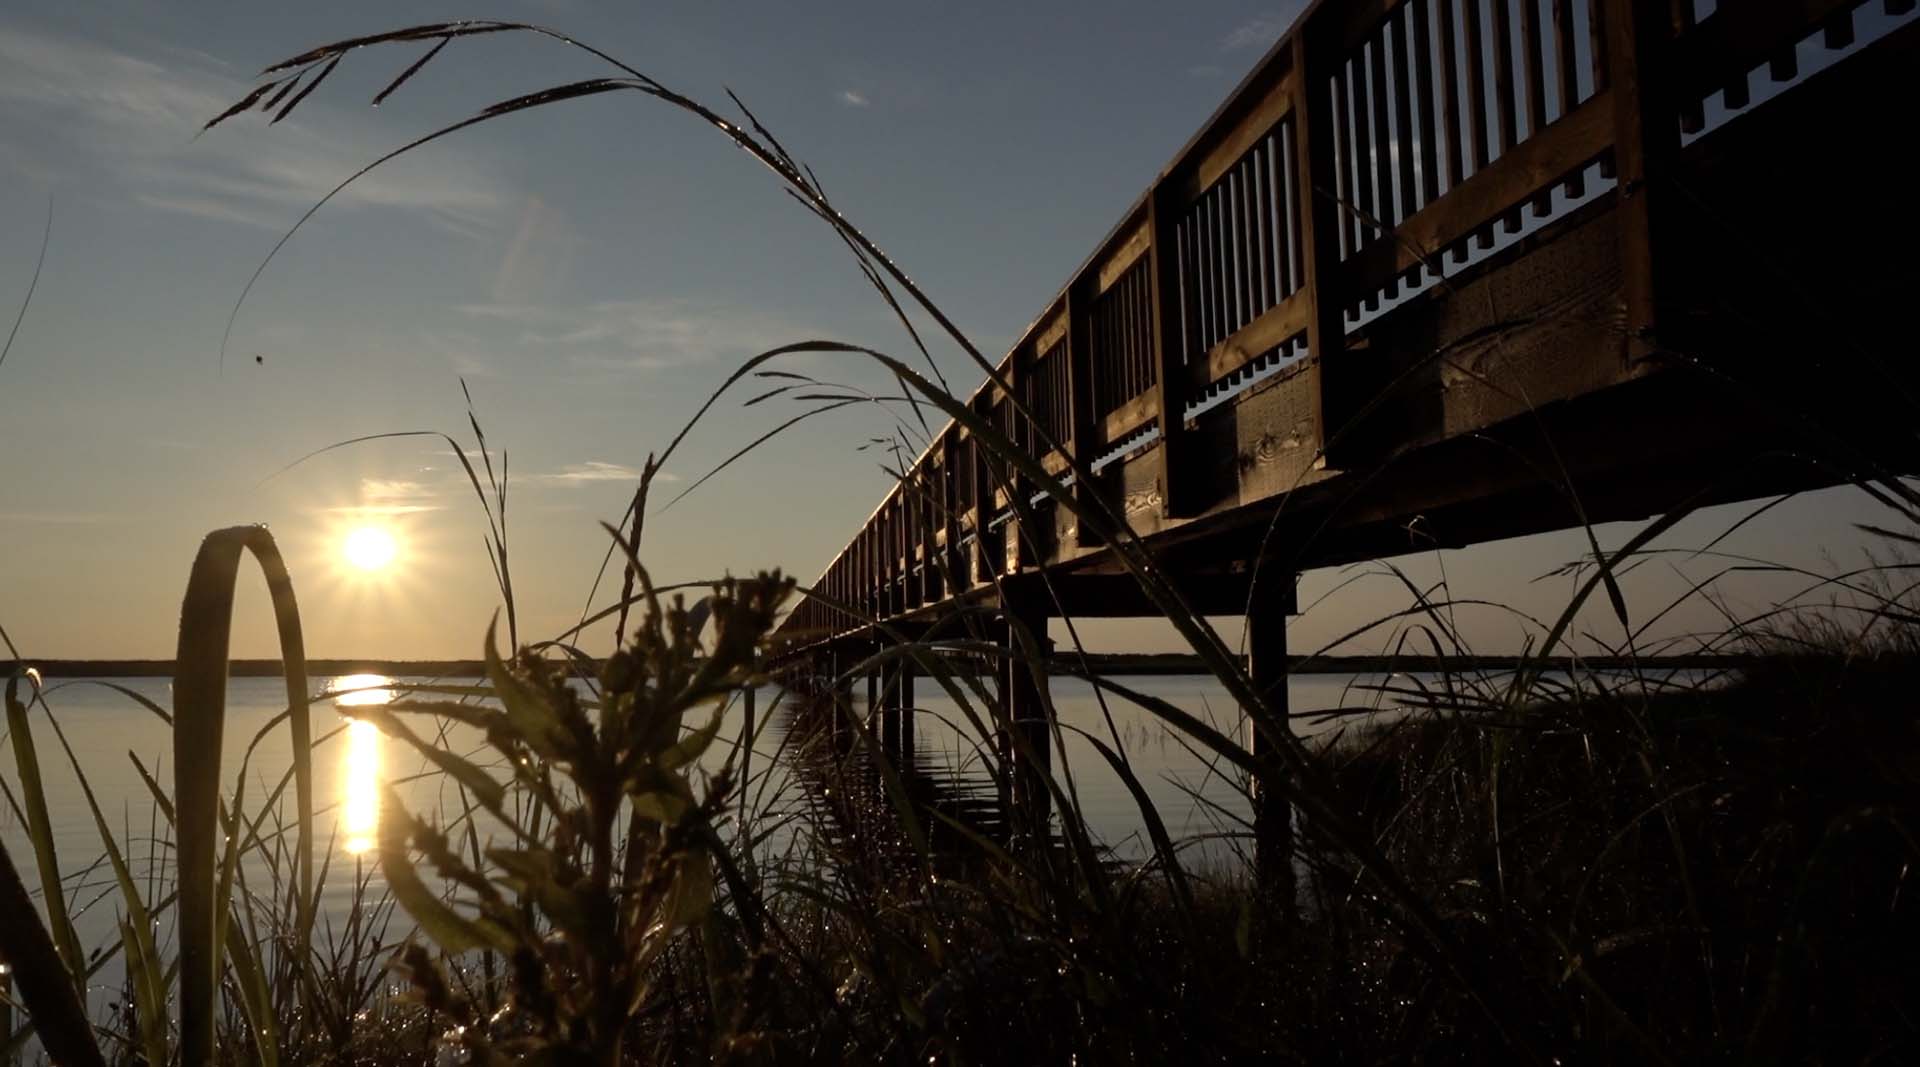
[{"left": 331, "top": 674, "right": 391, "bottom": 855}]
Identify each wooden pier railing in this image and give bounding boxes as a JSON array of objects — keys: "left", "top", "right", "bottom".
[{"left": 779, "top": 0, "right": 1917, "bottom": 648}]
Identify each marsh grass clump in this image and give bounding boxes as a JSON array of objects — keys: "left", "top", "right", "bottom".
[{"left": 1311, "top": 650, "right": 1920, "bottom": 1061}]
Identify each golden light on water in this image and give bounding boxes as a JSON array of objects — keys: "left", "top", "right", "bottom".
[
  {"left": 332, "top": 673, "right": 391, "bottom": 855},
  {"left": 341, "top": 720, "right": 381, "bottom": 854},
  {"left": 342, "top": 525, "right": 399, "bottom": 573}
]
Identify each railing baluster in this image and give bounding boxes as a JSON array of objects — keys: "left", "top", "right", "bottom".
[
  {"left": 1282, "top": 123, "right": 1306, "bottom": 300},
  {"left": 1194, "top": 194, "right": 1212, "bottom": 349},
  {"left": 1148, "top": 179, "right": 1197, "bottom": 518},
  {"left": 943, "top": 435, "right": 962, "bottom": 588},
  {"left": 1463, "top": 0, "right": 1496, "bottom": 245},
  {"left": 1211, "top": 188, "right": 1232, "bottom": 340},
  {"left": 1351, "top": 50, "right": 1379, "bottom": 309},
  {"left": 1519, "top": 0, "right": 1552, "bottom": 214},
  {"left": 1272, "top": 134, "right": 1296, "bottom": 298},
  {"left": 1292, "top": 26, "right": 1343, "bottom": 462},
  {"left": 1553, "top": 0, "right": 1587, "bottom": 196},
  {"left": 1390, "top": 8, "right": 1422, "bottom": 287},
  {"left": 1094, "top": 272, "right": 1113, "bottom": 413},
  {"left": 1254, "top": 140, "right": 1279, "bottom": 309},
  {"left": 1490, "top": 0, "right": 1523, "bottom": 231},
  {"left": 1437, "top": 0, "right": 1468, "bottom": 260},
  {"left": 1391, "top": 9, "right": 1419, "bottom": 222},
  {"left": 1240, "top": 161, "right": 1263, "bottom": 321},
  {"left": 1332, "top": 65, "right": 1358, "bottom": 260},
  {"left": 1590, "top": 0, "right": 1616, "bottom": 176},
  {"left": 1413, "top": 0, "right": 1442, "bottom": 207},
  {"left": 968, "top": 427, "right": 989, "bottom": 585},
  {"left": 1351, "top": 51, "right": 1376, "bottom": 256},
  {"left": 1368, "top": 31, "right": 1400, "bottom": 299},
  {"left": 920, "top": 467, "right": 938, "bottom": 602}
]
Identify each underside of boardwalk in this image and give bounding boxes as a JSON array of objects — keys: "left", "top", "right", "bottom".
[{"left": 775, "top": 1, "right": 1920, "bottom": 663}]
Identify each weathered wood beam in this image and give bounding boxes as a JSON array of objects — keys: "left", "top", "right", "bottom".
[
  {"left": 1605, "top": 0, "right": 1682, "bottom": 365},
  {"left": 1246, "top": 580, "right": 1297, "bottom": 911}
]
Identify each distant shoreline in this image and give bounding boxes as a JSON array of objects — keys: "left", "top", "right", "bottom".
[{"left": 4, "top": 653, "right": 1756, "bottom": 679}]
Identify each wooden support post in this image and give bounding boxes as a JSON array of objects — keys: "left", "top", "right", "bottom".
[
  {"left": 878, "top": 657, "right": 901, "bottom": 746},
  {"left": 831, "top": 647, "right": 852, "bottom": 707},
  {"left": 1292, "top": 25, "right": 1347, "bottom": 466},
  {"left": 881, "top": 657, "right": 902, "bottom": 753},
  {"left": 1145, "top": 183, "right": 1198, "bottom": 518},
  {"left": 1002, "top": 587, "right": 1052, "bottom": 838},
  {"left": 1246, "top": 574, "right": 1300, "bottom": 913},
  {"left": 897, "top": 659, "right": 916, "bottom": 761},
  {"left": 900, "top": 662, "right": 916, "bottom": 758},
  {"left": 1065, "top": 279, "right": 1103, "bottom": 547},
  {"left": 1604, "top": 0, "right": 1683, "bottom": 366}
]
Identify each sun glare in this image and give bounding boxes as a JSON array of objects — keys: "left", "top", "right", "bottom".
[{"left": 342, "top": 525, "right": 398, "bottom": 573}]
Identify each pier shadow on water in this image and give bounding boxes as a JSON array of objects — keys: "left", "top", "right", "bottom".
[{"left": 773, "top": 687, "right": 1027, "bottom": 880}]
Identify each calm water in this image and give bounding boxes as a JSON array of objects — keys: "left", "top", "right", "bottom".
[{"left": 0, "top": 668, "right": 1455, "bottom": 1007}]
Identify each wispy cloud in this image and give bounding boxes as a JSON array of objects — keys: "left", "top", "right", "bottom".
[
  {"left": 838, "top": 89, "right": 871, "bottom": 108},
  {"left": 1221, "top": 8, "right": 1304, "bottom": 51},
  {"left": 525, "top": 461, "right": 679, "bottom": 488},
  {"left": 452, "top": 298, "right": 818, "bottom": 374},
  {"left": 0, "top": 23, "right": 510, "bottom": 236},
  {"left": 324, "top": 477, "right": 447, "bottom": 517}
]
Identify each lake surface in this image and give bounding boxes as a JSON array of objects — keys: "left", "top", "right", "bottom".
[{"left": 2, "top": 666, "right": 1616, "bottom": 1010}]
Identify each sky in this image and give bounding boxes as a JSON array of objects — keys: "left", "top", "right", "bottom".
[{"left": 0, "top": 1, "right": 1906, "bottom": 661}]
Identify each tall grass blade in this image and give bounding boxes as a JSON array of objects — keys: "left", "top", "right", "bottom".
[
  {"left": 373, "top": 36, "right": 451, "bottom": 105},
  {"left": 0, "top": 201, "right": 50, "bottom": 375},
  {"left": 170, "top": 525, "right": 312, "bottom": 1067},
  {"left": 0, "top": 841, "right": 103, "bottom": 1067},
  {"left": 220, "top": 900, "right": 279, "bottom": 1067},
  {"left": 3, "top": 674, "right": 85, "bottom": 989},
  {"left": 42, "top": 707, "right": 167, "bottom": 1067}
]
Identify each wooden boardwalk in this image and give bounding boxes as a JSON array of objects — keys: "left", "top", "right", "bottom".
[{"left": 774, "top": 0, "right": 1920, "bottom": 727}]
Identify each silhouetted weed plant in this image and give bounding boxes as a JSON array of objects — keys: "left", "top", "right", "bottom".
[{"left": 345, "top": 570, "right": 786, "bottom": 1066}]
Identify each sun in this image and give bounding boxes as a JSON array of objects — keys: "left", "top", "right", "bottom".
[{"left": 342, "top": 525, "right": 399, "bottom": 572}]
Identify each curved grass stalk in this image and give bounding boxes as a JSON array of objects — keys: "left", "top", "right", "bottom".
[{"left": 171, "top": 525, "right": 312, "bottom": 1067}]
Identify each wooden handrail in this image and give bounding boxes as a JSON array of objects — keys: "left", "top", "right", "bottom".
[{"left": 789, "top": 0, "right": 1909, "bottom": 642}]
